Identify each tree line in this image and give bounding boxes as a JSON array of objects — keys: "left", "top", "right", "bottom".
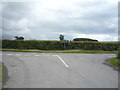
[{"left": 14, "top": 35, "right": 98, "bottom": 42}]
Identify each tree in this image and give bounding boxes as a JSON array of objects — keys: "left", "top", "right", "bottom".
[
  {"left": 15, "top": 36, "right": 19, "bottom": 40},
  {"left": 59, "top": 35, "right": 64, "bottom": 41},
  {"left": 19, "top": 37, "right": 24, "bottom": 40},
  {"left": 73, "top": 38, "right": 98, "bottom": 42},
  {"left": 14, "top": 36, "right": 24, "bottom": 40}
]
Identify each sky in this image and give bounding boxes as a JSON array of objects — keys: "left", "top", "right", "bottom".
[{"left": 1, "top": 0, "right": 119, "bottom": 41}]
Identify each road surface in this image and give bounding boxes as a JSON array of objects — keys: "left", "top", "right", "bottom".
[{"left": 1, "top": 51, "right": 118, "bottom": 88}]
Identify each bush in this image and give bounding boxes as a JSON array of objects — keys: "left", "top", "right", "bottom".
[
  {"left": 73, "top": 38, "right": 98, "bottom": 42},
  {"left": 2, "top": 40, "right": 119, "bottom": 51},
  {"left": 117, "top": 51, "right": 120, "bottom": 59}
]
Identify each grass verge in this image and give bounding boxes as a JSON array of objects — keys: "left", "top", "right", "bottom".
[
  {"left": 0, "top": 64, "right": 2, "bottom": 83},
  {"left": 2, "top": 63, "right": 9, "bottom": 85},
  {"left": 1, "top": 49, "right": 117, "bottom": 54},
  {"left": 0, "top": 63, "right": 9, "bottom": 85},
  {"left": 108, "top": 57, "right": 120, "bottom": 69}
]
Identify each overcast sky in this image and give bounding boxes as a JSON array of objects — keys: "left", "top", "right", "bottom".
[{"left": 1, "top": 0, "right": 118, "bottom": 41}]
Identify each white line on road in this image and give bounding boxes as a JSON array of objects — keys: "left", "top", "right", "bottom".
[
  {"left": 15, "top": 54, "right": 21, "bottom": 56},
  {"left": 24, "top": 54, "right": 30, "bottom": 56},
  {"left": 34, "top": 55, "right": 41, "bottom": 56},
  {"left": 52, "top": 55, "right": 57, "bottom": 56},
  {"left": 34, "top": 55, "right": 50, "bottom": 56},
  {"left": 6, "top": 54, "right": 13, "bottom": 55},
  {"left": 44, "top": 55, "right": 50, "bottom": 56},
  {"left": 53, "top": 55, "right": 69, "bottom": 68}
]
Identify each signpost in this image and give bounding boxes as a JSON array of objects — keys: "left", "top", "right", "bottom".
[{"left": 60, "top": 41, "right": 68, "bottom": 49}]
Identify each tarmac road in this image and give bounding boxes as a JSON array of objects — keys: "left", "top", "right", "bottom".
[{"left": 1, "top": 51, "right": 118, "bottom": 88}]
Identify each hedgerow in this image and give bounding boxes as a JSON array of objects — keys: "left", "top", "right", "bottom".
[{"left": 2, "top": 40, "right": 119, "bottom": 51}]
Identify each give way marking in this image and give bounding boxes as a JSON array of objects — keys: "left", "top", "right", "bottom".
[{"left": 52, "top": 55, "right": 70, "bottom": 69}]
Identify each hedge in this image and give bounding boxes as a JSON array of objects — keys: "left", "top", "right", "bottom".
[
  {"left": 73, "top": 38, "right": 98, "bottom": 42},
  {"left": 2, "top": 40, "right": 119, "bottom": 51}
]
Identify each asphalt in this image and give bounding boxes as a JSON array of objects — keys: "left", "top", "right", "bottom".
[{"left": 0, "top": 51, "right": 118, "bottom": 88}]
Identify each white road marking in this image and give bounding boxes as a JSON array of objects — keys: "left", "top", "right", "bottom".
[
  {"left": 52, "top": 55, "right": 57, "bottom": 56},
  {"left": 24, "top": 54, "right": 30, "bottom": 56},
  {"left": 44, "top": 55, "right": 50, "bottom": 56},
  {"left": 7, "top": 54, "right": 13, "bottom": 55},
  {"left": 15, "top": 54, "right": 21, "bottom": 56},
  {"left": 54, "top": 55, "right": 69, "bottom": 68},
  {"left": 34, "top": 55, "right": 41, "bottom": 56},
  {"left": 4, "top": 54, "right": 68, "bottom": 68},
  {"left": 34, "top": 55, "right": 50, "bottom": 56}
]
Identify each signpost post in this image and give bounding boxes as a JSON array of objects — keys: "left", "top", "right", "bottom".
[{"left": 60, "top": 41, "right": 68, "bottom": 49}]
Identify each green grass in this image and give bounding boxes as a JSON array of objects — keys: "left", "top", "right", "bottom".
[
  {"left": 99, "top": 41, "right": 119, "bottom": 43},
  {"left": 109, "top": 57, "right": 120, "bottom": 68},
  {"left": 1, "top": 49, "right": 117, "bottom": 54},
  {"left": 0, "top": 64, "right": 2, "bottom": 83}
]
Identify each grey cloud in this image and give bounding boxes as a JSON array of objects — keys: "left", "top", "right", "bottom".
[
  {"left": 1, "top": 2, "right": 118, "bottom": 41},
  {"left": 41, "top": 2, "right": 117, "bottom": 34},
  {"left": 2, "top": 2, "right": 32, "bottom": 20}
]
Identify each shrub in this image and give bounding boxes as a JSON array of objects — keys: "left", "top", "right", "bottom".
[
  {"left": 2, "top": 40, "right": 119, "bottom": 51},
  {"left": 117, "top": 51, "right": 120, "bottom": 59},
  {"left": 73, "top": 38, "right": 98, "bottom": 42}
]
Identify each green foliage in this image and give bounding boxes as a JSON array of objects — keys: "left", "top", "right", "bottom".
[
  {"left": 2, "top": 40, "right": 119, "bottom": 51},
  {"left": 0, "top": 64, "right": 2, "bottom": 83},
  {"left": 59, "top": 35, "right": 64, "bottom": 41},
  {"left": 73, "top": 38, "right": 98, "bottom": 42},
  {"left": 117, "top": 44, "right": 120, "bottom": 59},
  {"left": 117, "top": 51, "right": 120, "bottom": 59},
  {"left": 109, "top": 57, "right": 120, "bottom": 68},
  {"left": 14, "top": 36, "right": 24, "bottom": 40}
]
